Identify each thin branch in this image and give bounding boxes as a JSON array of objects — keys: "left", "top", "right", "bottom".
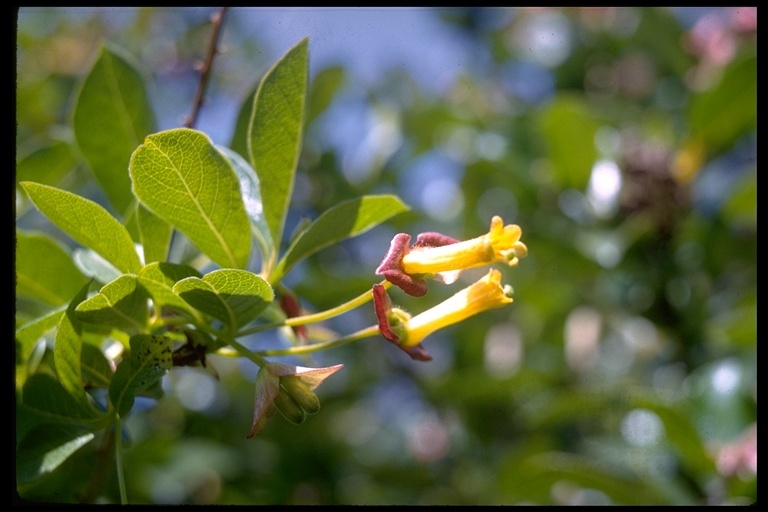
[{"left": 184, "top": 7, "right": 229, "bottom": 129}]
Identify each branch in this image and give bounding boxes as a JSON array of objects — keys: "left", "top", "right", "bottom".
[{"left": 184, "top": 7, "right": 229, "bottom": 129}]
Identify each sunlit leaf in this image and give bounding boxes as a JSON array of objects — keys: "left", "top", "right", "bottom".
[
  {"left": 73, "top": 44, "right": 156, "bottom": 215},
  {"left": 174, "top": 269, "right": 274, "bottom": 332},
  {"left": 15, "top": 139, "right": 76, "bottom": 189},
  {"left": 229, "top": 83, "right": 258, "bottom": 161},
  {"left": 15, "top": 306, "right": 68, "bottom": 383},
  {"left": 75, "top": 274, "right": 149, "bottom": 332},
  {"left": 20, "top": 182, "right": 143, "bottom": 275},
  {"left": 137, "top": 262, "right": 202, "bottom": 317},
  {"left": 16, "top": 425, "right": 95, "bottom": 485},
  {"left": 248, "top": 37, "right": 308, "bottom": 260},
  {"left": 217, "top": 145, "right": 273, "bottom": 268},
  {"left": 271, "top": 195, "right": 410, "bottom": 282},
  {"left": 136, "top": 203, "right": 173, "bottom": 264},
  {"left": 72, "top": 247, "right": 123, "bottom": 285},
  {"left": 53, "top": 282, "right": 91, "bottom": 402},
  {"left": 15, "top": 230, "right": 89, "bottom": 306},
  {"left": 129, "top": 128, "right": 252, "bottom": 269}
]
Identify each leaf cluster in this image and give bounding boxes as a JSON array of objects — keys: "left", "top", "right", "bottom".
[{"left": 16, "top": 37, "right": 408, "bottom": 494}]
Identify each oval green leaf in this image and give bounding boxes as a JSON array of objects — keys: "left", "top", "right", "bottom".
[
  {"left": 248, "top": 37, "right": 309, "bottom": 257},
  {"left": 271, "top": 195, "right": 410, "bottom": 283},
  {"left": 54, "top": 282, "right": 92, "bottom": 403},
  {"left": 15, "top": 306, "right": 68, "bottom": 382},
  {"left": 16, "top": 139, "right": 76, "bottom": 189},
  {"left": 16, "top": 230, "right": 89, "bottom": 306},
  {"left": 174, "top": 269, "right": 274, "bottom": 331},
  {"left": 138, "top": 262, "right": 202, "bottom": 317},
  {"left": 218, "top": 145, "right": 274, "bottom": 269},
  {"left": 136, "top": 203, "right": 173, "bottom": 264},
  {"left": 20, "top": 182, "right": 142, "bottom": 274},
  {"left": 129, "top": 128, "right": 252, "bottom": 269},
  {"left": 72, "top": 248, "right": 123, "bottom": 285},
  {"left": 73, "top": 45, "right": 156, "bottom": 215},
  {"left": 75, "top": 274, "right": 149, "bottom": 332}
]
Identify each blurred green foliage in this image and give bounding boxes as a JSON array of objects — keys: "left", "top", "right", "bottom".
[{"left": 16, "top": 7, "right": 755, "bottom": 505}]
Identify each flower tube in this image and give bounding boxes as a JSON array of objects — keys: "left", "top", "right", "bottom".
[
  {"left": 376, "top": 216, "right": 527, "bottom": 296},
  {"left": 373, "top": 269, "right": 514, "bottom": 360}
]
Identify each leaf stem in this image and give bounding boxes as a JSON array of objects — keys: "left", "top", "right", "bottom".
[
  {"left": 193, "top": 281, "right": 390, "bottom": 364},
  {"left": 215, "top": 332, "right": 270, "bottom": 367},
  {"left": 115, "top": 418, "right": 128, "bottom": 504},
  {"left": 184, "top": 7, "right": 228, "bottom": 129},
  {"left": 253, "top": 325, "right": 380, "bottom": 357},
  {"left": 236, "top": 280, "right": 390, "bottom": 336}
]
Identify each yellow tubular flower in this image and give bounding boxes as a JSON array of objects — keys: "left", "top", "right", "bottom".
[
  {"left": 401, "top": 216, "right": 528, "bottom": 275},
  {"left": 399, "top": 268, "right": 513, "bottom": 348}
]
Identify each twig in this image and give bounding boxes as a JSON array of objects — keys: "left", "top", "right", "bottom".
[{"left": 184, "top": 7, "right": 229, "bottom": 129}]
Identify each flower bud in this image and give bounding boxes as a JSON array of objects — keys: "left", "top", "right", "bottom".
[
  {"left": 273, "top": 389, "right": 307, "bottom": 424},
  {"left": 281, "top": 375, "right": 321, "bottom": 415}
]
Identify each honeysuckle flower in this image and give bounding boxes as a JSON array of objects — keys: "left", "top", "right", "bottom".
[
  {"left": 247, "top": 361, "right": 343, "bottom": 438},
  {"left": 372, "top": 283, "right": 433, "bottom": 361},
  {"left": 373, "top": 269, "right": 514, "bottom": 360},
  {"left": 376, "top": 216, "right": 527, "bottom": 296}
]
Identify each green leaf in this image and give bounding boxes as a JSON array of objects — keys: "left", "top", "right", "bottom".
[
  {"left": 229, "top": 83, "right": 258, "bottom": 161},
  {"left": 16, "top": 230, "right": 89, "bottom": 306},
  {"left": 537, "top": 94, "right": 599, "bottom": 190},
  {"left": 217, "top": 145, "right": 273, "bottom": 269},
  {"left": 16, "top": 424, "right": 95, "bottom": 485},
  {"left": 129, "top": 128, "right": 252, "bottom": 269},
  {"left": 17, "top": 373, "right": 106, "bottom": 441},
  {"left": 54, "top": 282, "right": 91, "bottom": 402},
  {"left": 710, "top": 292, "right": 757, "bottom": 348},
  {"left": 721, "top": 170, "right": 756, "bottom": 231},
  {"left": 72, "top": 248, "right": 123, "bottom": 285},
  {"left": 109, "top": 333, "right": 173, "bottom": 417},
  {"left": 502, "top": 451, "right": 666, "bottom": 505},
  {"left": 271, "top": 195, "right": 410, "bottom": 283},
  {"left": 81, "top": 343, "right": 114, "bottom": 390},
  {"left": 248, "top": 38, "right": 309, "bottom": 260},
  {"left": 75, "top": 274, "right": 149, "bottom": 332},
  {"left": 16, "top": 306, "right": 67, "bottom": 349},
  {"left": 307, "top": 65, "right": 346, "bottom": 127},
  {"left": 15, "top": 139, "right": 76, "bottom": 188},
  {"left": 20, "top": 182, "right": 143, "bottom": 274},
  {"left": 638, "top": 402, "right": 717, "bottom": 476},
  {"left": 136, "top": 203, "right": 173, "bottom": 264},
  {"left": 15, "top": 306, "right": 68, "bottom": 380},
  {"left": 73, "top": 44, "right": 156, "bottom": 215},
  {"left": 689, "top": 51, "right": 756, "bottom": 154},
  {"left": 232, "top": 59, "right": 338, "bottom": 159},
  {"left": 137, "top": 262, "right": 202, "bottom": 316},
  {"left": 174, "top": 269, "right": 274, "bottom": 332}
]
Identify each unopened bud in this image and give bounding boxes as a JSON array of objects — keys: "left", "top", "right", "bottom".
[
  {"left": 273, "top": 390, "right": 306, "bottom": 424},
  {"left": 281, "top": 376, "right": 321, "bottom": 415}
]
